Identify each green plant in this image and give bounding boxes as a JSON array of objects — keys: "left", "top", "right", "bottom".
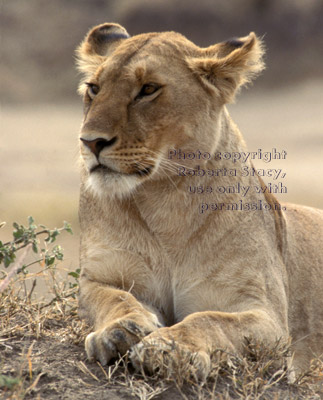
[
  {"left": 0, "top": 374, "right": 21, "bottom": 390},
  {"left": 0, "top": 216, "right": 73, "bottom": 274},
  {"left": 68, "top": 267, "right": 81, "bottom": 289}
]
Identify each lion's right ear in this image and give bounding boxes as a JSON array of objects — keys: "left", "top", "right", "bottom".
[
  {"left": 76, "top": 23, "right": 130, "bottom": 78},
  {"left": 186, "top": 33, "right": 265, "bottom": 103}
]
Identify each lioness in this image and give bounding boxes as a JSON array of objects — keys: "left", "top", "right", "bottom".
[{"left": 76, "top": 23, "right": 323, "bottom": 379}]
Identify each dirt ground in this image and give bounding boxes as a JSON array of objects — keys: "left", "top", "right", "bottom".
[
  {"left": 1, "top": 81, "right": 323, "bottom": 398},
  {"left": 1, "top": 279, "right": 322, "bottom": 400}
]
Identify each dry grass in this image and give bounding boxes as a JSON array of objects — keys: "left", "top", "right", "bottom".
[{"left": 1, "top": 264, "right": 322, "bottom": 400}]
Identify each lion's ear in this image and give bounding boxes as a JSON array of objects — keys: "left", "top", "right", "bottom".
[
  {"left": 76, "top": 23, "right": 130, "bottom": 78},
  {"left": 187, "top": 33, "right": 265, "bottom": 103}
]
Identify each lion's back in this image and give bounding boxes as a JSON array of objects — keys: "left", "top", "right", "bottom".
[{"left": 284, "top": 203, "right": 323, "bottom": 369}]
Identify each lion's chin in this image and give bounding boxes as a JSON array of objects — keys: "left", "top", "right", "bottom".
[{"left": 85, "top": 172, "right": 140, "bottom": 200}]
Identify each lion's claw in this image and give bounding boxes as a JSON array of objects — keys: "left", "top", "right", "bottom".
[
  {"left": 130, "top": 335, "right": 211, "bottom": 381},
  {"left": 85, "top": 319, "right": 155, "bottom": 365}
]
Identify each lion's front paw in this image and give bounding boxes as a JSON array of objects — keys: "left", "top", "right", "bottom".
[
  {"left": 85, "top": 318, "right": 155, "bottom": 366},
  {"left": 130, "top": 332, "right": 211, "bottom": 381}
]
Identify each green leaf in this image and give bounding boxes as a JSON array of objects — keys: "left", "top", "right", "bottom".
[
  {"left": 4, "top": 253, "right": 15, "bottom": 268},
  {"left": 32, "top": 242, "right": 38, "bottom": 253},
  {"left": 4, "top": 257, "right": 11, "bottom": 268},
  {"left": 52, "top": 246, "right": 64, "bottom": 261},
  {"left": 21, "top": 264, "right": 28, "bottom": 274},
  {"left": 55, "top": 253, "right": 64, "bottom": 261},
  {"left": 63, "top": 221, "right": 73, "bottom": 235},
  {"left": 28, "top": 216, "right": 37, "bottom": 230},
  {"left": 13, "top": 229, "right": 23, "bottom": 240},
  {"left": 45, "top": 256, "right": 55, "bottom": 266},
  {"left": 68, "top": 271, "right": 79, "bottom": 279},
  {"left": 48, "top": 229, "right": 59, "bottom": 243}
]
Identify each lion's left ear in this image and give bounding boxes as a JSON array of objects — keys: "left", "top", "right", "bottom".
[
  {"left": 76, "top": 23, "right": 130, "bottom": 79},
  {"left": 187, "top": 33, "right": 265, "bottom": 103}
]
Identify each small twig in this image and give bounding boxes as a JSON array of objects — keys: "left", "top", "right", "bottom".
[
  {"left": 0, "top": 244, "right": 31, "bottom": 293},
  {"left": 17, "top": 258, "right": 43, "bottom": 274},
  {"left": 77, "top": 361, "right": 100, "bottom": 381},
  {"left": 97, "top": 361, "right": 110, "bottom": 381},
  {"left": 39, "top": 291, "right": 76, "bottom": 310},
  {"left": 2, "top": 229, "right": 56, "bottom": 248},
  {"left": 28, "top": 279, "right": 37, "bottom": 301},
  {"left": 25, "top": 372, "right": 46, "bottom": 395},
  {"left": 27, "top": 342, "right": 35, "bottom": 380}
]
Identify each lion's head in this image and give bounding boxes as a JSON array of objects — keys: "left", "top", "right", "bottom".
[{"left": 76, "top": 23, "right": 264, "bottom": 198}]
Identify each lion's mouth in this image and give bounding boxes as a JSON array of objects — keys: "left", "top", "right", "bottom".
[
  {"left": 90, "top": 164, "right": 153, "bottom": 177},
  {"left": 90, "top": 164, "right": 116, "bottom": 174},
  {"left": 134, "top": 166, "right": 153, "bottom": 177}
]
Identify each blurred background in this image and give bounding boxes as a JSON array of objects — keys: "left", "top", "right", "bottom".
[{"left": 1, "top": 0, "right": 323, "bottom": 279}]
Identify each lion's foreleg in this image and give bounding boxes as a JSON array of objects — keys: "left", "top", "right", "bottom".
[
  {"left": 79, "top": 280, "right": 162, "bottom": 365},
  {"left": 130, "top": 309, "right": 288, "bottom": 379}
]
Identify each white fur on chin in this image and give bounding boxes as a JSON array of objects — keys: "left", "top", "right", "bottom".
[{"left": 85, "top": 172, "right": 140, "bottom": 200}]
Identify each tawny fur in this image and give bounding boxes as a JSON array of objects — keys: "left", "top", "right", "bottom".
[{"left": 76, "top": 23, "right": 323, "bottom": 379}]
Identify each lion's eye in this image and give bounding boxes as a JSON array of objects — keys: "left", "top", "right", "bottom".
[
  {"left": 137, "top": 83, "right": 160, "bottom": 99},
  {"left": 86, "top": 83, "right": 100, "bottom": 99}
]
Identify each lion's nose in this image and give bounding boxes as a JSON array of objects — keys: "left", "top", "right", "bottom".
[{"left": 80, "top": 137, "right": 117, "bottom": 158}]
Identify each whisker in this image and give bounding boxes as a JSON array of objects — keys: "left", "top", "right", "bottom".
[{"left": 147, "top": 150, "right": 188, "bottom": 172}]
